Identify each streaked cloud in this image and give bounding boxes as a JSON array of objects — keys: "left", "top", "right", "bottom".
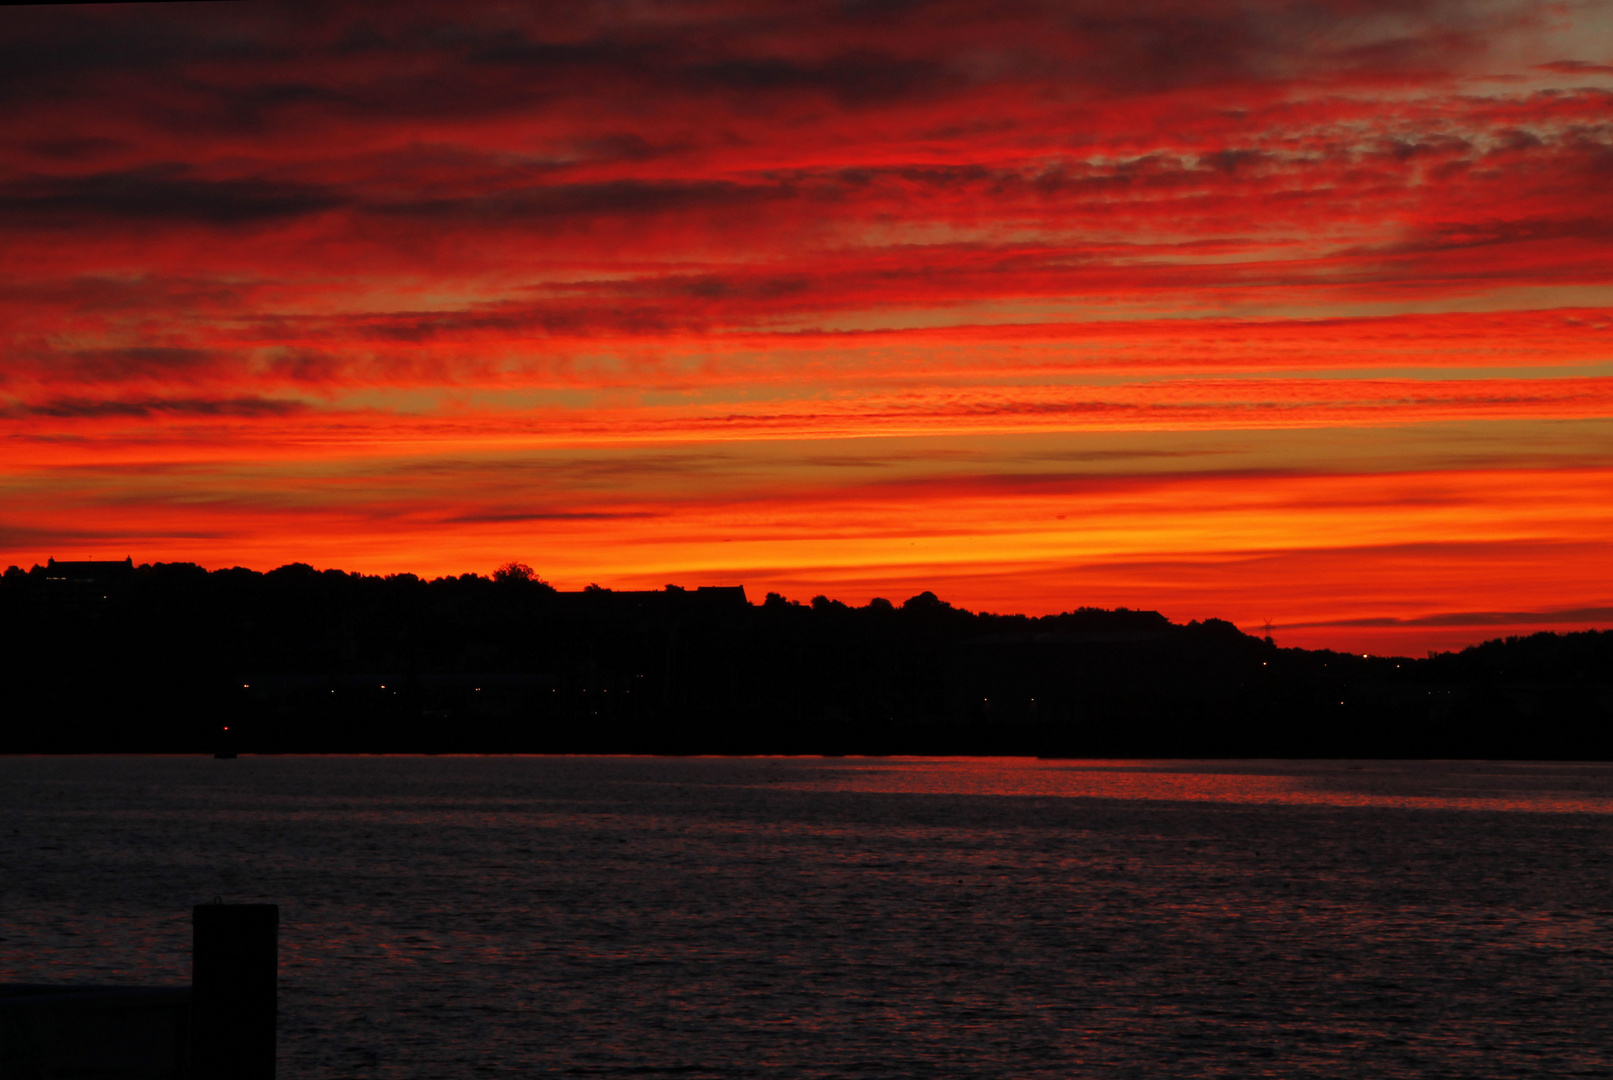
[{"left": 2, "top": 0, "right": 1611, "bottom": 651}]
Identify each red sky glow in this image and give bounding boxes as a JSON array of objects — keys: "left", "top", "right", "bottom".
[{"left": 3, "top": 0, "right": 1612, "bottom": 653}]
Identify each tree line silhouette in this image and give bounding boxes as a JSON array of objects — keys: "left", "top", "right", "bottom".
[{"left": 2, "top": 558, "right": 1609, "bottom": 757}]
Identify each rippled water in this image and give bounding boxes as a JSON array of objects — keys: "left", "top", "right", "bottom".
[{"left": 2, "top": 756, "right": 1611, "bottom": 1078}]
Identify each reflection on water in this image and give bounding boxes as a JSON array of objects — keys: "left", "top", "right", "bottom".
[
  {"left": 2, "top": 755, "right": 1611, "bottom": 1078},
  {"left": 780, "top": 758, "right": 1613, "bottom": 814}
]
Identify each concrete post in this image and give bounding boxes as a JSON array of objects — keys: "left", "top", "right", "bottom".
[{"left": 191, "top": 903, "right": 277, "bottom": 1080}]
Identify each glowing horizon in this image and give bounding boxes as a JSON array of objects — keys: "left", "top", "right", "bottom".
[{"left": 3, "top": 0, "right": 1612, "bottom": 654}]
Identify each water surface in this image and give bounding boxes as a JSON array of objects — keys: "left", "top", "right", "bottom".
[{"left": 2, "top": 756, "right": 1610, "bottom": 1078}]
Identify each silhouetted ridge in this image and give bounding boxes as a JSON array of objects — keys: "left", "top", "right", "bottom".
[{"left": 1, "top": 560, "right": 1609, "bottom": 757}]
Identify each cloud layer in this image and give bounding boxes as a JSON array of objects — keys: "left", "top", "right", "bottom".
[{"left": 3, "top": 0, "right": 1612, "bottom": 652}]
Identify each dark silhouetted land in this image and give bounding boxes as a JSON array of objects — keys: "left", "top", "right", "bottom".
[{"left": 2, "top": 559, "right": 1608, "bottom": 757}]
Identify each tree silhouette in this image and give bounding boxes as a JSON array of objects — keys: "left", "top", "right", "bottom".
[{"left": 0, "top": 558, "right": 1607, "bottom": 756}]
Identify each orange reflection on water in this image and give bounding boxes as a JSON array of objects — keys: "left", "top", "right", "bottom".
[{"left": 778, "top": 758, "right": 1613, "bottom": 815}]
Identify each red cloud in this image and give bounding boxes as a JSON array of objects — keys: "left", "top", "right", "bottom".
[{"left": 2, "top": 0, "right": 1610, "bottom": 651}]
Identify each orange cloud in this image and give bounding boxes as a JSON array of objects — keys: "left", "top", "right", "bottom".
[{"left": 2, "top": 0, "right": 1611, "bottom": 653}]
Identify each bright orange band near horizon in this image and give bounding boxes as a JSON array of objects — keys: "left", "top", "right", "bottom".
[{"left": 2, "top": 1, "right": 1612, "bottom": 655}]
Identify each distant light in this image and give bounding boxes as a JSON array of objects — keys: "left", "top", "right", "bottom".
[
  {"left": 243, "top": 684, "right": 249, "bottom": 688},
  {"left": 223, "top": 726, "right": 229, "bottom": 731}
]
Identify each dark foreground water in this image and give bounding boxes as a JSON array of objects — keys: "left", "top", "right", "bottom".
[{"left": 2, "top": 756, "right": 1612, "bottom": 1078}]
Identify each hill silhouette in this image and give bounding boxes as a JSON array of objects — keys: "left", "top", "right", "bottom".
[{"left": 2, "top": 560, "right": 1609, "bottom": 757}]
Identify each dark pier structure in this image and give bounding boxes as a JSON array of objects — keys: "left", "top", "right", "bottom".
[{"left": 0, "top": 904, "right": 277, "bottom": 1080}]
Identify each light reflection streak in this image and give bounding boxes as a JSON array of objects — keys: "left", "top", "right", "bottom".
[{"left": 775, "top": 758, "right": 1613, "bottom": 815}]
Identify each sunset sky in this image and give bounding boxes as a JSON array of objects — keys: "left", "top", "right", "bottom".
[{"left": 3, "top": 0, "right": 1611, "bottom": 652}]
